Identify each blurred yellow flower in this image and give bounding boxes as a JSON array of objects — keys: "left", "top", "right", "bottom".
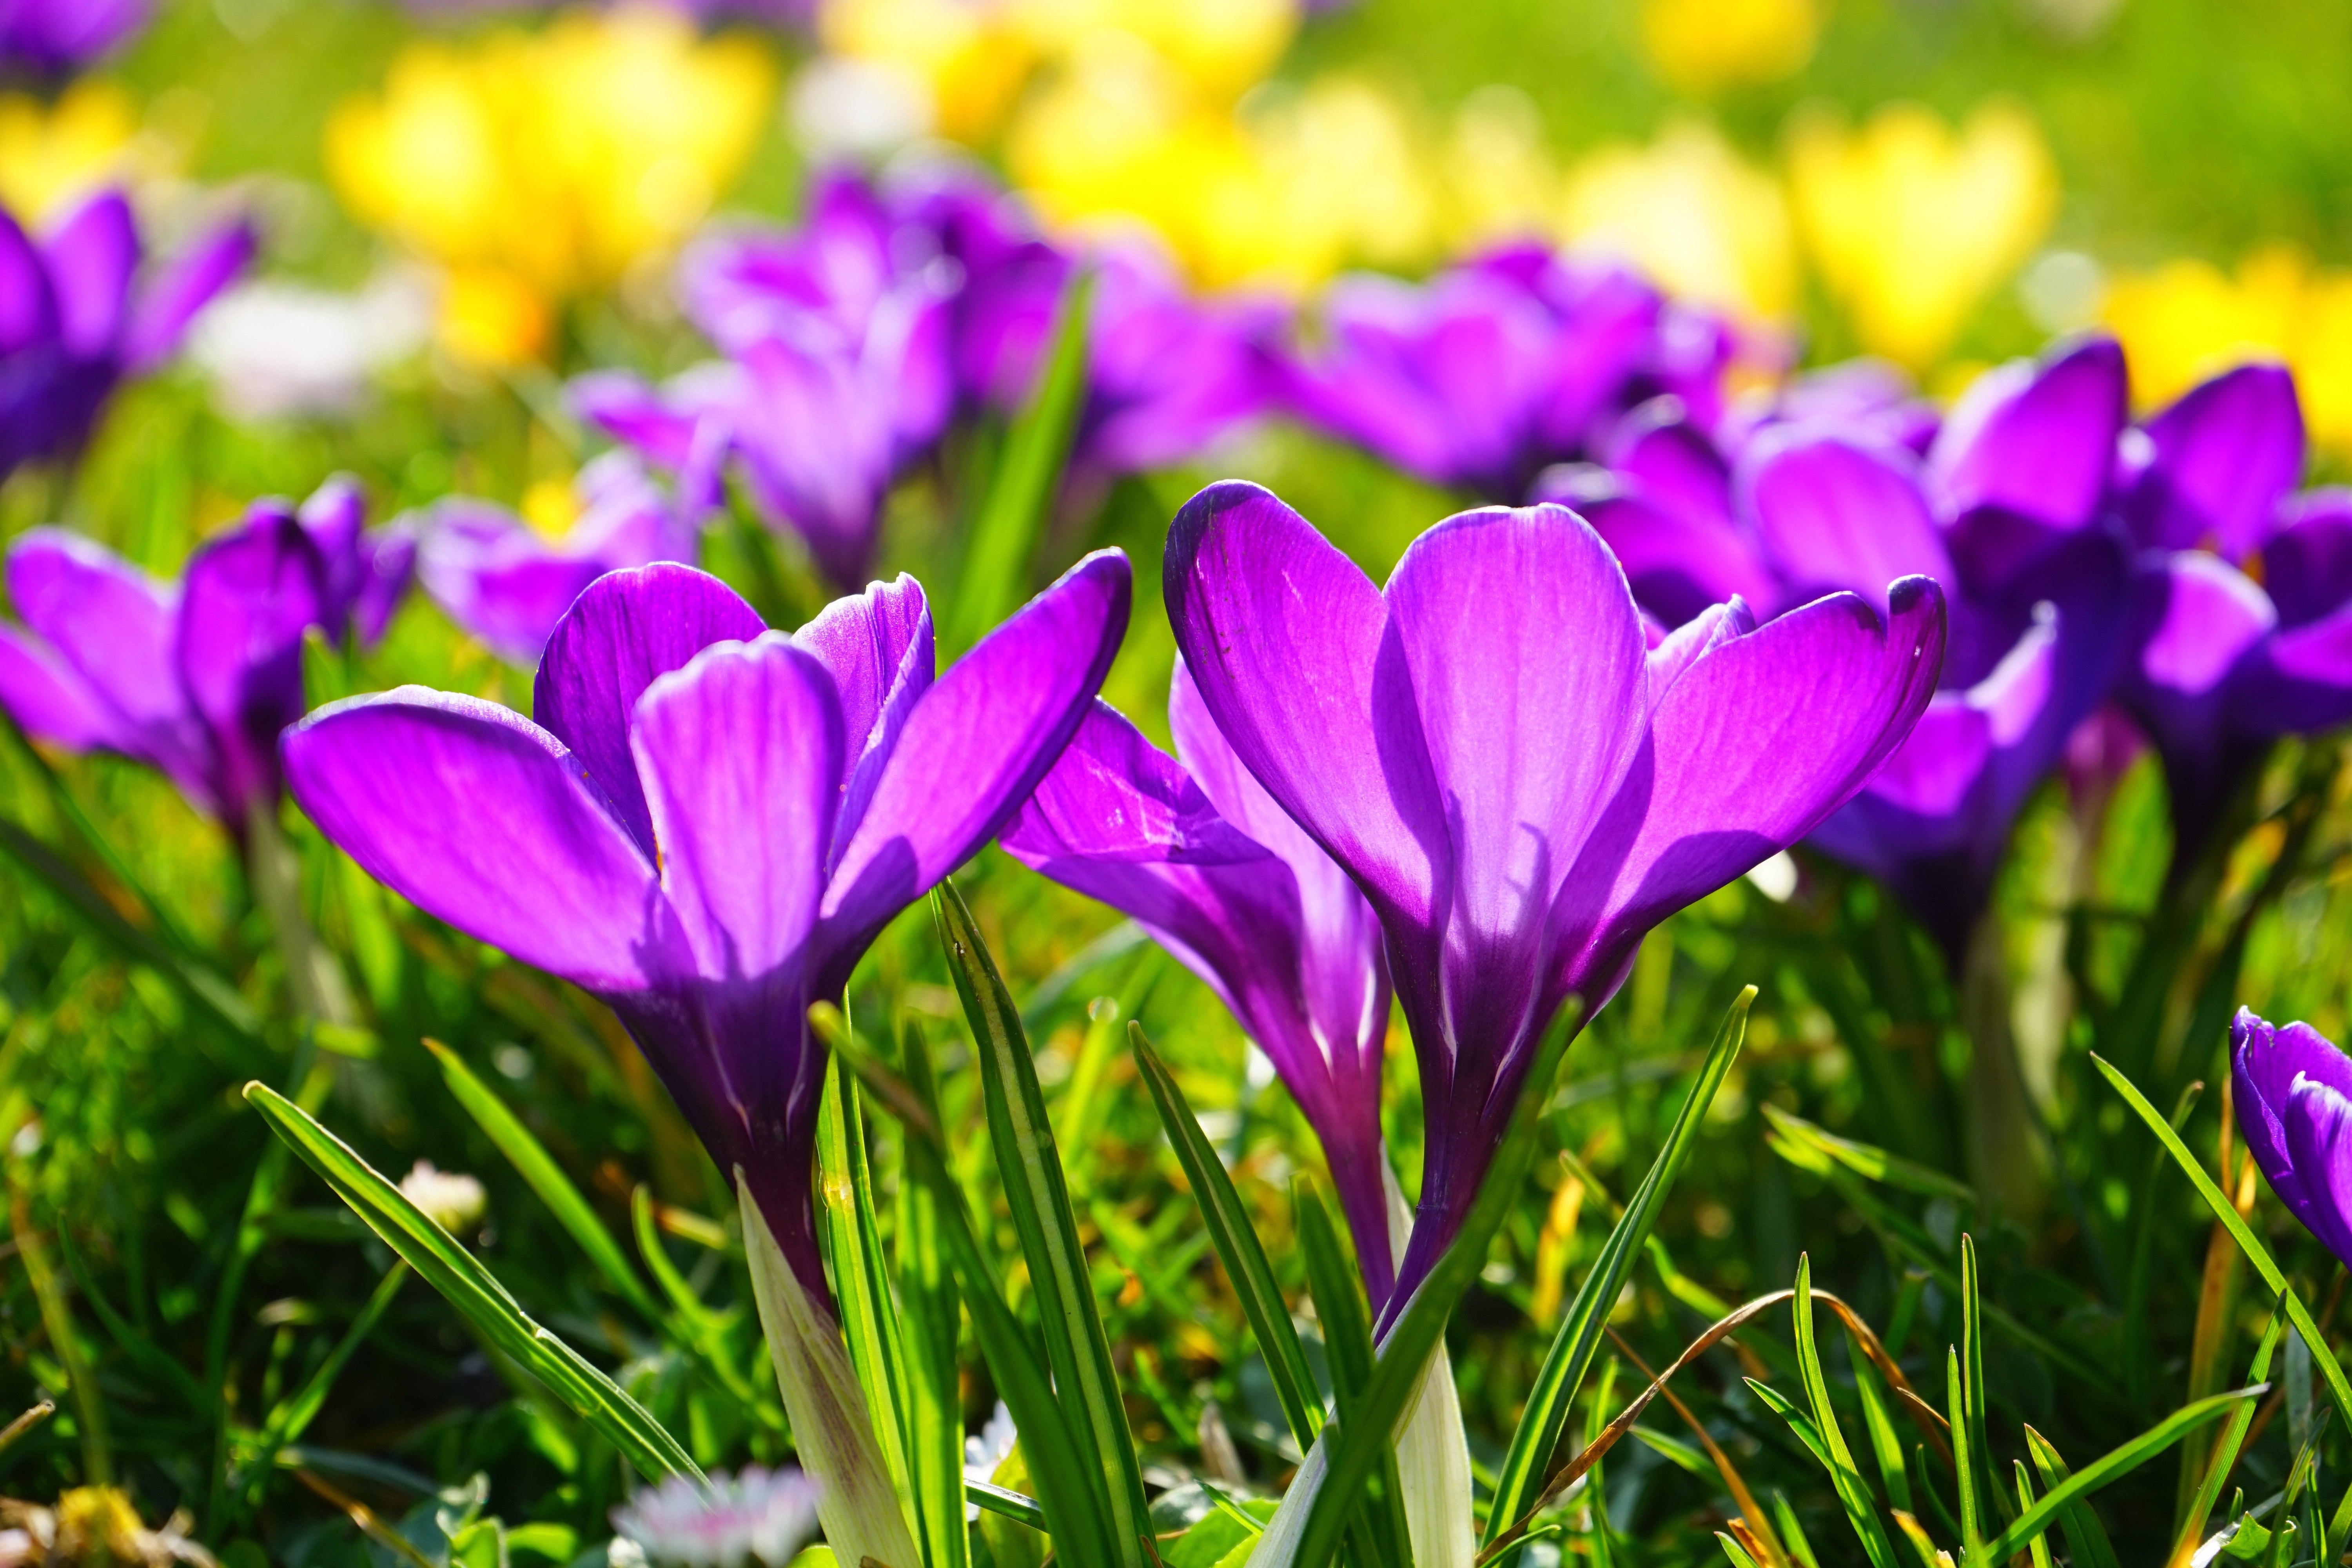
[
  {"left": 326, "top": 8, "right": 773, "bottom": 366},
  {"left": 1641, "top": 0, "right": 1820, "bottom": 95},
  {"left": 2105, "top": 247, "right": 2352, "bottom": 455},
  {"left": 1560, "top": 120, "right": 1796, "bottom": 320},
  {"left": 1787, "top": 99, "right": 2058, "bottom": 368},
  {"left": 819, "top": 0, "right": 1034, "bottom": 142},
  {"left": 1442, "top": 85, "right": 1560, "bottom": 249},
  {"left": 0, "top": 78, "right": 144, "bottom": 224}
]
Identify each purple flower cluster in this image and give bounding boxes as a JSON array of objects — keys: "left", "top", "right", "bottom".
[
  {"left": 576, "top": 165, "right": 1281, "bottom": 590},
  {"left": 0, "top": 479, "right": 410, "bottom": 838},
  {"left": 0, "top": 0, "right": 146, "bottom": 73},
  {"left": 2, "top": 190, "right": 253, "bottom": 479}
]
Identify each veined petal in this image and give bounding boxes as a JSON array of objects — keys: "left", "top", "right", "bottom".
[
  {"left": 1166, "top": 481, "right": 1446, "bottom": 932},
  {"left": 2129, "top": 363, "right": 2305, "bottom": 559},
  {"left": 821, "top": 549, "right": 1129, "bottom": 957},
  {"left": 282, "top": 690, "right": 666, "bottom": 993},
  {"left": 1741, "top": 432, "right": 1953, "bottom": 612},
  {"left": 42, "top": 191, "right": 136, "bottom": 357},
  {"left": 532, "top": 564, "right": 768, "bottom": 860},
  {"left": 793, "top": 573, "right": 933, "bottom": 860},
  {"left": 631, "top": 635, "right": 842, "bottom": 984},
  {"left": 2283, "top": 1075, "right": 2352, "bottom": 1270}
]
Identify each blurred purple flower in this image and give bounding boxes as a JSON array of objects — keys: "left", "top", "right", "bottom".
[
  {"left": 281, "top": 551, "right": 1129, "bottom": 1302},
  {"left": 1164, "top": 482, "right": 1942, "bottom": 1310},
  {"left": 0, "top": 189, "right": 254, "bottom": 478},
  {"left": 2232, "top": 1006, "right": 2352, "bottom": 1270},
  {"left": 1274, "top": 245, "right": 1715, "bottom": 499},
  {"left": 1002, "top": 660, "right": 1397, "bottom": 1307},
  {"left": 0, "top": 478, "right": 409, "bottom": 836},
  {"left": 2111, "top": 364, "right": 2352, "bottom": 855},
  {"left": 1560, "top": 337, "right": 2135, "bottom": 961},
  {"left": 0, "top": 0, "right": 145, "bottom": 72},
  {"left": 412, "top": 453, "right": 701, "bottom": 664}
]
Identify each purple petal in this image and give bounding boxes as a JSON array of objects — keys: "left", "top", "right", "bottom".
[
  {"left": 2265, "top": 489, "right": 2352, "bottom": 629},
  {"left": 573, "top": 370, "right": 708, "bottom": 472},
  {"left": 0, "top": 624, "right": 127, "bottom": 751},
  {"left": 792, "top": 574, "right": 933, "bottom": 861},
  {"left": 820, "top": 549, "right": 1130, "bottom": 960},
  {"left": 178, "top": 505, "right": 330, "bottom": 821},
  {"left": 124, "top": 215, "right": 255, "bottom": 370},
  {"left": 1583, "top": 491, "right": 1778, "bottom": 631},
  {"left": 6, "top": 527, "right": 184, "bottom": 735},
  {"left": 1602, "top": 401, "right": 1732, "bottom": 532},
  {"left": 0, "top": 209, "right": 56, "bottom": 355},
  {"left": 632, "top": 635, "right": 843, "bottom": 981},
  {"left": 2233, "top": 1007, "right": 2352, "bottom": 1232},
  {"left": 532, "top": 565, "right": 769, "bottom": 858},
  {"left": 282, "top": 690, "right": 667, "bottom": 992},
  {"left": 1165, "top": 481, "right": 1446, "bottom": 933},
  {"left": 2129, "top": 552, "right": 2275, "bottom": 701},
  {"left": 2250, "top": 599, "right": 2352, "bottom": 735},
  {"left": 1740, "top": 432, "right": 1952, "bottom": 613},
  {"left": 2127, "top": 363, "right": 2305, "bottom": 559},
  {"left": 1931, "top": 337, "right": 2126, "bottom": 541},
  {"left": 2283, "top": 1073, "right": 2352, "bottom": 1270},
  {"left": 42, "top": 191, "right": 136, "bottom": 356}
]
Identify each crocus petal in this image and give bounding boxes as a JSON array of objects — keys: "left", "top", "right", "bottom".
[
  {"left": 124, "top": 216, "right": 256, "bottom": 371},
  {"left": 178, "top": 507, "right": 328, "bottom": 822},
  {"left": 42, "top": 191, "right": 136, "bottom": 357},
  {"left": 2264, "top": 489, "right": 2352, "bottom": 629},
  {"left": 572, "top": 370, "right": 708, "bottom": 472},
  {"left": 282, "top": 690, "right": 666, "bottom": 993},
  {"left": 532, "top": 564, "right": 769, "bottom": 860},
  {"left": 1582, "top": 491, "right": 1778, "bottom": 632},
  {"left": 1931, "top": 337, "right": 2125, "bottom": 564},
  {"left": 2129, "top": 552, "right": 2276, "bottom": 700},
  {"left": 2232, "top": 1007, "right": 2352, "bottom": 1231},
  {"left": 0, "top": 211, "right": 56, "bottom": 355},
  {"left": 2283, "top": 1074, "right": 2352, "bottom": 1269},
  {"left": 1165, "top": 481, "right": 1446, "bottom": 932},
  {"left": 1740, "top": 432, "right": 1953, "bottom": 613},
  {"left": 632, "top": 635, "right": 843, "bottom": 982},
  {"left": 1604, "top": 402, "right": 1731, "bottom": 532},
  {"left": 821, "top": 549, "right": 1130, "bottom": 958},
  {"left": 0, "top": 626, "right": 126, "bottom": 751},
  {"left": 2129, "top": 364, "right": 2305, "bottom": 559},
  {"left": 2250, "top": 600, "right": 2352, "bottom": 736},
  {"left": 791, "top": 573, "right": 933, "bottom": 860},
  {"left": 6, "top": 527, "right": 184, "bottom": 735}
]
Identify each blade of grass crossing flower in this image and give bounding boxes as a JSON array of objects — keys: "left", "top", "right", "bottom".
[
  {"left": 1290, "top": 995, "right": 1585, "bottom": 1568},
  {"left": 424, "top": 1040, "right": 663, "bottom": 1324},
  {"left": 952, "top": 269, "right": 1094, "bottom": 653},
  {"left": 2170, "top": 1301, "right": 2285, "bottom": 1567},
  {"left": 816, "top": 1053, "right": 917, "bottom": 1512},
  {"left": 1793, "top": 1257, "right": 1902, "bottom": 1568},
  {"left": 1131, "top": 1024, "right": 1320, "bottom": 1449},
  {"left": 2020, "top": 1427, "right": 2118, "bottom": 1568},
  {"left": 1978, "top": 1388, "right": 2268, "bottom": 1563},
  {"left": 1484, "top": 987, "right": 1754, "bottom": 1544},
  {"left": 933, "top": 880, "right": 1151, "bottom": 1568},
  {"left": 241, "top": 1082, "right": 702, "bottom": 1485},
  {"left": 2091, "top": 1054, "right": 2352, "bottom": 1424},
  {"left": 1294, "top": 1179, "right": 1410, "bottom": 1568},
  {"left": 897, "top": 1019, "right": 971, "bottom": 1568}
]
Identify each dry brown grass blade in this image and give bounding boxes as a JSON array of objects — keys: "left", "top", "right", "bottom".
[
  {"left": 1609, "top": 1326, "right": 1792, "bottom": 1568},
  {"left": 292, "top": 1468, "right": 439, "bottom": 1568}
]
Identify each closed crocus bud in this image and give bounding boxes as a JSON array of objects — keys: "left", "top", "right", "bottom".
[{"left": 2233, "top": 1007, "right": 2352, "bottom": 1269}]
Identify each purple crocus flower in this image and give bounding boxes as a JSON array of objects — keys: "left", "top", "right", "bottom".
[
  {"left": 1276, "top": 246, "right": 1697, "bottom": 500},
  {"left": 1562, "top": 337, "right": 2134, "bottom": 962},
  {"left": 1, "top": 189, "right": 254, "bottom": 478},
  {"left": 280, "top": 551, "right": 1129, "bottom": 1304},
  {"left": 2232, "top": 1006, "right": 2352, "bottom": 1269},
  {"left": 0, "top": 0, "right": 146, "bottom": 72},
  {"left": 1001, "top": 661, "right": 1397, "bottom": 1307},
  {"left": 412, "top": 452, "right": 701, "bottom": 664},
  {"left": 2110, "top": 364, "right": 2352, "bottom": 857},
  {"left": 0, "top": 479, "right": 410, "bottom": 838},
  {"left": 1164, "top": 482, "right": 1943, "bottom": 1309}
]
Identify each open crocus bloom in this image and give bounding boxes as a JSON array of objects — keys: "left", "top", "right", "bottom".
[
  {"left": 0, "top": 189, "right": 253, "bottom": 477},
  {"left": 1001, "top": 661, "right": 1396, "bottom": 1307},
  {"left": 1164, "top": 481, "right": 1944, "bottom": 1311},
  {"left": 2232, "top": 1007, "right": 2352, "bottom": 1270},
  {"left": 0, "top": 479, "right": 410, "bottom": 838},
  {"left": 2114, "top": 364, "right": 2352, "bottom": 854},
  {"left": 282, "top": 552, "right": 1129, "bottom": 1568},
  {"left": 412, "top": 452, "right": 701, "bottom": 664}
]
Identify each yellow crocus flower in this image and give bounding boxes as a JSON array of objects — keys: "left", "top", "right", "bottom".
[
  {"left": 1560, "top": 120, "right": 1797, "bottom": 321},
  {"left": 819, "top": 0, "right": 1035, "bottom": 142},
  {"left": 326, "top": 8, "right": 774, "bottom": 366},
  {"left": 2105, "top": 247, "right": 2352, "bottom": 456},
  {"left": 1640, "top": 0, "right": 1820, "bottom": 95},
  {"left": 0, "top": 78, "right": 146, "bottom": 224},
  {"left": 1786, "top": 98, "right": 2058, "bottom": 368}
]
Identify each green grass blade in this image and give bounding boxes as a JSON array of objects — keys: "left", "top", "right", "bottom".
[
  {"left": 1774, "top": 1490, "right": 1822, "bottom": 1568},
  {"left": 951, "top": 268, "right": 1093, "bottom": 652},
  {"left": 2021, "top": 1426, "right": 2120, "bottom": 1568},
  {"left": 1757, "top": 1105, "right": 1975, "bottom": 1202},
  {"left": 1890, "top": 1510, "right": 1946, "bottom": 1568},
  {"left": 2013, "top": 1463, "right": 2055, "bottom": 1568},
  {"left": 898, "top": 1020, "right": 972, "bottom": 1568},
  {"left": 1853, "top": 1348, "right": 1912, "bottom": 1512},
  {"left": 933, "top": 880, "right": 1150, "bottom": 1568},
  {"left": 1980, "top": 1388, "right": 2267, "bottom": 1562},
  {"left": 2092, "top": 1053, "right": 2352, "bottom": 1425},
  {"left": 1485, "top": 986, "right": 1753, "bottom": 1543},
  {"left": 815, "top": 1051, "right": 916, "bottom": 1512},
  {"left": 424, "top": 1039, "right": 663, "bottom": 1324},
  {"left": 1719, "top": 1533, "right": 1766, "bottom": 1568},
  {"left": 1293, "top": 994, "right": 1585, "bottom": 1568},
  {"left": 1947, "top": 1350, "right": 1979, "bottom": 1553},
  {"left": 2178, "top": 1299, "right": 2285, "bottom": 1557},
  {"left": 1130, "top": 1022, "right": 1320, "bottom": 1451},
  {"left": 1294, "top": 1177, "right": 1409, "bottom": 1568},
  {"left": 969, "top": 1479, "right": 1047, "bottom": 1531},
  {"left": 242, "top": 1082, "right": 702, "bottom": 1485},
  {"left": 1958, "top": 1236, "right": 2007, "bottom": 1531},
  {"left": 1795, "top": 1256, "right": 1902, "bottom": 1568}
]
